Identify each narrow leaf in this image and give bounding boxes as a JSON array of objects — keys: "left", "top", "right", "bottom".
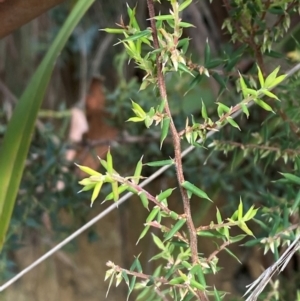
[
  {"left": 157, "top": 188, "right": 175, "bottom": 202},
  {"left": 145, "top": 159, "right": 174, "bottom": 167},
  {"left": 181, "top": 181, "right": 212, "bottom": 201},
  {"left": 257, "top": 65, "right": 264, "bottom": 87},
  {"left": 160, "top": 117, "right": 170, "bottom": 149},
  {"left": 238, "top": 199, "right": 243, "bottom": 221},
  {"left": 279, "top": 172, "right": 300, "bottom": 185},
  {"left": 224, "top": 247, "right": 241, "bottom": 263},
  {"left": 133, "top": 156, "right": 143, "bottom": 184},
  {"left": 239, "top": 221, "right": 255, "bottom": 236},
  {"left": 241, "top": 104, "right": 249, "bottom": 118},
  {"left": 254, "top": 99, "right": 274, "bottom": 113},
  {"left": 261, "top": 89, "right": 279, "bottom": 99},
  {"left": 136, "top": 225, "right": 150, "bottom": 244},
  {"left": 227, "top": 117, "right": 241, "bottom": 130},
  {"left": 139, "top": 192, "right": 149, "bottom": 211},
  {"left": 75, "top": 163, "right": 101, "bottom": 176},
  {"left": 146, "top": 206, "right": 160, "bottom": 222},
  {"left": 201, "top": 100, "right": 208, "bottom": 121},
  {"left": 164, "top": 218, "right": 186, "bottom": 241},
  {"left": 101, "top": 28, "right": 124, "bottom": 34},
  {"left": 106, "top": 148, "right": 113, "bottom": 174},
  {"left": 239, "top": 72, "right": 248, "bottom": 98},
  {"left": 216, "top": 208, "right": 222, "bottom": 224},
  {"left": 91, "top": 181, "right": 103, "bottom": 206},
  {"left": 179, "top": 0, "right": 192, "bottom": 11},
  {"left": 152, "top": 233, "right": 166, "bottom": 251},
  {"left": 264, "top": 66, "right": 280, "bottom": 88}
]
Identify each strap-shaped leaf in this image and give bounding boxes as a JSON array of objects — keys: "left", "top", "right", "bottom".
[{"left": 0, "top": 0, "right": 95, "bottom": 250}]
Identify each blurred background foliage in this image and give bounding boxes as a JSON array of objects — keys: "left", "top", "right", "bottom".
[{"left": 1, "top": 0, "right": 300, "bottom": 300}]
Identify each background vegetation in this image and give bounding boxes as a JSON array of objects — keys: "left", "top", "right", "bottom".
[{"left": 0, "top": 0, "right": 300, "bottom": 300}]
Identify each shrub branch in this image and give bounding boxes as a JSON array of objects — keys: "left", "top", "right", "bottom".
[{"left": 146, "top": 1, "right": 208, "bottom": 300}]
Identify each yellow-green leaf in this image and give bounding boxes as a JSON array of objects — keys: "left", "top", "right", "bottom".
[
  {"left": 239, "top": 221, "right": 254, "bottom": 236},
  {"left": 75, "top": 163, "right": 101, "bottom": 176},
  {"left": 91, "top": 181, "right": 103, "bottom": 206},
  {"left": 257, "top": 65, "right": 264, "bottom": 88}
]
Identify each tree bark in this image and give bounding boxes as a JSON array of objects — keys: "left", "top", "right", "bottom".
[{"left": 0, "top": 0, "right": 65, "bottom": 38}]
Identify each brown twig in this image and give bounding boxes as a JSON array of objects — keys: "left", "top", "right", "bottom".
[
  {"left": 147, "top": 221, "right": 189, "bottom": 244},
  {"left": 146, "top": 1, "right": 208, "bottom": 300},
  {"left": 213, "top": 140, "right": 300, "bottom": 157},
  {"left": 277, "top": 108, "right": 300, "bottom": 138},
  {"left": 106, "top": 261, "right": 186, "bottom": 288},
  {"left": 196, "top": 221, "right": 235, "bottom": 232},
  {"left": 112, "top": 174, "right": 176, "bottom": 216},
  {"left": 272, "top": 0, "right": 297, "bottom": 28},
  {"left": 206, "top": 240, "right": 231, "bottom": 263},
  {"left": 222, "top": 0, "right": 265, "bottom": 73}
]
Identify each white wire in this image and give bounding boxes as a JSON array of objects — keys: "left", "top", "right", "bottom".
[{"left": 1, "top": 63, "right": 300, "bottom": 292}]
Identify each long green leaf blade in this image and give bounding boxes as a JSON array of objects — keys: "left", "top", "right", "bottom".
[{"left": 0, "top": 0, "right": 95, "bottom": 250}]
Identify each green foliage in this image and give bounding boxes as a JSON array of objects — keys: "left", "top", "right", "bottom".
[
  {"left": 1, "top": 0, "right": 300, "bottom": 299},
  {"left": 77, "top": 0, "right": 300, "bottom": 300}
]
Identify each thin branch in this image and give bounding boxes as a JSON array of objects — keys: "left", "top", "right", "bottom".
[
  {"left": 146, "top": 1, "right": 207, "bottom": 300},
  {"left": 222, "top": 0, "right": 265, "bottom": 72},
  {"left": 147, "top": 221, "right": 189, "bottom": 244},
  {"left": 272, "top": 0, "right": 297, "bottom": 28},
  {"left": 206, "top": 240, "right": 231, "bottom": 263},
  {"left": 277, "top": 108, "right": 300, "bottom": 138},
  {"left": 112, "top": 174, "right": 176, "bottom": 216},
  {"left": 106, "top": 261, "right": 186, "bottom": 288},
  {"left": 213, "top": 140, "right": 300, "bottom": 157}
]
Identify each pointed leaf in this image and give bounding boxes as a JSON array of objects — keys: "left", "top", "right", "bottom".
[
  {"left": 224, "top": 247, "right": 241, "bottom": 263},
  {"left": 164, "top": 218, "right": 186, "bottom": 241},
  {"left": 157, "top": 188, "right": 175, "bottom": 202},
  {"left": 257, "top": 65, "right": 265, "bottom": 88},
  {"left": 261, "top": 89, "right": 279, "bottom": 100},
  {"left": 91, "top": 181, "right": 103, "bottom": 206},
  {"left": 136, "top": 225, "right": 150, "bottom": 244},
  {"left": 201, "top": 101, "right": 208, "bottom": 121},
  {"left": 241, "top": 104, "right": 249, "bottom": 118},
  {"left": 243, "top": 206, "right": 258, "bottom": 221},
  {"left": 254, "top": 99, "right": 274, "bottom": 113},
  {"left": 146, "top": 206, "right": 160, "bottom": 222},
  {"left": 139, "top": 192, "right": 149, "bottom": 211},
  {"left": 152, "top": 233, "right": 166, "bottom": 251},
  {"left": 179, "top": 0, "right": 193, "bottom": 11},
  {"left": 181, "top": 181, "right": 212, "bottom": 201},
  {"left": 238, "top": 199, "right": 243, "bottom": 221},
  {"left": 279, "top": 172, "right": 300, "bottom": 185},
  {"left": 264, "top": 66, "right": 280, "bottom": 88},
  {"left": 133, "top": 156, "right": 143, "bottom": 184},
  {"left": 227, "top": 117, "right": 241, "bottom": 130},
  {"left": 160, "top": 117, "right": 170, "bottom": 149},
  {"left": 145, "top": 159, "right": 174, "bottom": 167},
  {"left": 216, "top": 208, "right": 222, "bottom": 224},
  {"left": 239, "top": 221, "right": 255, "bottom": 236}
]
